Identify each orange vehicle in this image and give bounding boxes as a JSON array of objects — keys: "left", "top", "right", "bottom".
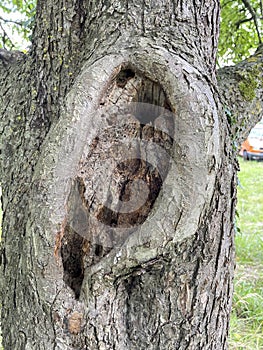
[{"left": 240, "top": 119, "right": 263, "bottom": 161}]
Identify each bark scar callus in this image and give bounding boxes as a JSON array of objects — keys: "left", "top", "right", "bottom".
[{"left": 60, "top": 67, "right": 174, "bottom": 298}]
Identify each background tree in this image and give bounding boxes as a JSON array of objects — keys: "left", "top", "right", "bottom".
[
  {"left": 0, "top": 0, "right": 35, "bottom": 50},
  {"left": 219, "top": 0, "right": 263, "bottom": 64},
  {"left": 0, "top": 1, "right": 262, "bottom": 349}
]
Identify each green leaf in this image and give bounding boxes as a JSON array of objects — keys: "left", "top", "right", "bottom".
[
  {"left": 0, "top": 0, "right": 36, "bottom": 50},
  {"left": 218, "top": 0, "right": 262, "bottom": 65}
]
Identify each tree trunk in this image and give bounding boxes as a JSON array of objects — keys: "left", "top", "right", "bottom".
[{"left": 0, "top": 1, "right": 262, "bottom": 349}]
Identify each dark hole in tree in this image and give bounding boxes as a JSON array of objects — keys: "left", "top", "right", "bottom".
[
  {"left": 61, "top": 227, "right": 86, "bottom": 299},
  {"left": 60, "top": 178, "right": 91, "bottom": 299},
  {"left": 94, "top": 244, "right": 103, "bottom": 256},
  {"left": 116, "top": 68, "right": 135, "bottom": 87}
]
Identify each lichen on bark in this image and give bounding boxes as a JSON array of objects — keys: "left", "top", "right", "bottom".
[{"left": 237, "top": 67, "right": 259, "bottom": 101}]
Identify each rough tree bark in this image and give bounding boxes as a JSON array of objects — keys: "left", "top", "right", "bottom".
[{"left": 0, "top": 1, "right": 262, "bottom": 349}]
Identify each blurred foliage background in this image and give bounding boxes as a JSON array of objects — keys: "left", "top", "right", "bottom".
[
  {"left": 0, "top": 0, "right": 35, "bottom": 50},
  {"left": 219, "top": 0, "right": 263, "bottom": 65}
]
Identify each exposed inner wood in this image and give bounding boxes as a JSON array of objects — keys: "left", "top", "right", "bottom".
[{"left": 61, "top": 67, "right": 174, "bottom": 298}]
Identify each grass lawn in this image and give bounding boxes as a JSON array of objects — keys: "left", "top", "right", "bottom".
[{"left": 229, "top": 158, "right": 263, "bottom": 349}]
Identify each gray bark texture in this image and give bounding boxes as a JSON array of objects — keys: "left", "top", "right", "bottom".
[{"left": 0, "top": 1, "right": 262, "bottom": 349}]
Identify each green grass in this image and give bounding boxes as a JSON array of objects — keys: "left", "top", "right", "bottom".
[{"left": 229, "top": 159, "right": 263, "bottom": 350}]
